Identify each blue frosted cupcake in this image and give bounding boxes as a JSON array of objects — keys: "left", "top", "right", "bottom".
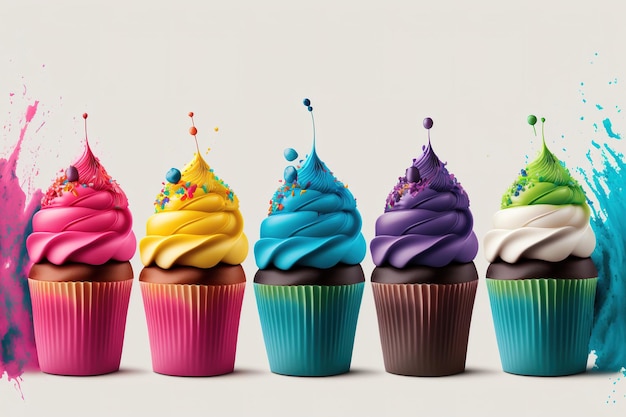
[
  {"left": 483, "top": 116, "right": 597, "bottom": 376},
  {"left": 253, "top": 99, "right": 366, "bottom": 376}
]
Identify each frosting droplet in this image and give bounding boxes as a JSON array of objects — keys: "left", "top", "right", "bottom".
[
  {"left": 303, "top": 98, "right": 311, "bottom": 107},
  {"left": 423, "top": 117, "right": 433, "bottom": 130},
  {"left": 284, "top": 166, "right": 297, "bottom": 183},
  {"left": 166, "top": 168, "right": 181, "bottom": 184},
  {"left": 406, "top": 166, "right": 421, "bottom": 183},
  {"left": 66, "top": 165, "right": 79, "bottom": 182},
  {"left": 188, "top": 112, "right": 194, "bottom": 117},
  {"left": 284, "top": 148, "right": 298, "bottom": 161},
  {"left": 527, "top": 115, "right": 538, "bottom": 126},
  {"left": 82, "top": 113, "right": 88, "bottom": 120},
  {"left": 189, "top": 126, "right": 197, "bottom": 136}
]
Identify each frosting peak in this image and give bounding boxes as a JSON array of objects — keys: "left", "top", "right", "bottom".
[
  {"left": 255, "top": 99, "right": 366, "bottom": 271},
  {"left": 154, "top": 151, "right": 237, "bottom": 212},
  {"left": 371, "top": 119, "right": 478, "bottom": 268},
  {"left": 27, "top": 116, "right": 136, "bottom": 265},
  {"left": 501, "top": 140, "right": 587, "bottom": 208}
]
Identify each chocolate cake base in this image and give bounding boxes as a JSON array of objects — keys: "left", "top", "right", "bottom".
[{"left": 140, "top": 263, "right": 246, "bottom": 285}]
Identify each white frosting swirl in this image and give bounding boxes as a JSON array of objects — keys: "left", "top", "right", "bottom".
[{"left": 484, "top": 204, "right": 595, "bottom": 263}]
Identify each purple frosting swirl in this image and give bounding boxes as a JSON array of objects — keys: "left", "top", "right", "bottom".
[{"left": 370, "top": 142, "right": 478, "bottom": 268}]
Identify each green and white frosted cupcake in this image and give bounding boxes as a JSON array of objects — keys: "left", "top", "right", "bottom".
[{"left": 484, "top": 115, "right": 597, "bottom": 376}]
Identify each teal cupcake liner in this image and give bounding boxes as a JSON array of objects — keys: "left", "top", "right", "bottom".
[
  {"left": 486, "top": 277, "right": 597, "bottom": 376},
  {"left": 254, "top": 282, "right": 364, "bottom": 376}
]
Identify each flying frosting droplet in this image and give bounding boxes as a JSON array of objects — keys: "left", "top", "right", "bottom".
[
  {"left": 166, "top": 168, "right": 181, "bottom": 184},
  {"left": 406, "top": 166, "right": 421, "bottom": 183},
  {"left": 284, "top": 166, "right": 297, "bottom": 183},
  {"left": 66, "top": 165, "right": 79, "bottom": 182},
  {"left": 82, "top": 113, "right": 88, "bottom": 120},
  {"left": 423, "top": 117, "right": 433, "bottom": 130},
  {"left": 284, "top": 148, "right": 298, "bottom": 161},
  {"left": 187, "top": 111, "right": 200, "bottom": 153},
  {"left": 303, "top": 98, "right": 311, "bottom": 107},
  {"left": 527, "top": 114, "right": 539, "bottom": 136}
]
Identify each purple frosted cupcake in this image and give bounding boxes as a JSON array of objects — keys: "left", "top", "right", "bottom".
[{"left": 370, "top": 117, "right": 479, "bottom": 376}]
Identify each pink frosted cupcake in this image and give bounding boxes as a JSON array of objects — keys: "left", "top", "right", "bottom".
[
  {"left": 138, "top": 113, "right": 248, "bottom": 376},
  {"left": 26, "top": 113, "right": 136, "bottom": 376}
]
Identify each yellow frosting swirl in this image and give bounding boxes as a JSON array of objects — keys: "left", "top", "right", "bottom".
[{"left": 140, "top": 152, "right": 248, "bottom": 269}]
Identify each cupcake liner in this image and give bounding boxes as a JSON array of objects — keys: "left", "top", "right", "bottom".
[
  {"left": 140, "top": 281, "right": 245, "bottom": 376},
  {"left": 372, "top": 280, "right": 478, "bottom": 376},
  {"left": 254, "top": 282, "right": 364, "bottom": 376},
  {"left": 28, "top": 278, "right": 133, "bottom": 376},
  {"left": 486, "top": 277, "right": 597, "bottom": 376}
]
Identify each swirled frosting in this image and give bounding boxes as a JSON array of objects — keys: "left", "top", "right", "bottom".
[
  {"left": 254, "top": 145, "right": 366, "bottom": 270},
  {"left": 27, "top": 141, "right": 136, "bottom": 265},
  {"left": 140, "top": 151, "right": 248, "bottom": 269},
  {"left": 370, "top": 141, "right": 478, "bottom": 268},
  {"left": 501, "top": 141, "right": 587, "bottom": 208},
  {"left": 484, "top": 139, "right": 595, "bottom": 263}
]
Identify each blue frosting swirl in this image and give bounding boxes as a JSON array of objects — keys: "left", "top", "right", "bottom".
[{"left": 255, "top": 147, "right": 366, "bottom": 270}]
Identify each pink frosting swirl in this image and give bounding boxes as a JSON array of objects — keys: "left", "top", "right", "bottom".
[{"left": 27, "top": 143, "right": 136, "bottom": 265}]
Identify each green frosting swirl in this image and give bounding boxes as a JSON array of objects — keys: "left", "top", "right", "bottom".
[{"left": 501, "top": 141, "right": 587, "bottom": 208}]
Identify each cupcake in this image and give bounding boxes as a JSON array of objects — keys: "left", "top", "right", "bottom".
[
  {"left": 254, "top": 98, "right": 367, "bottom": 376},
  {"left": 483, "top": 115, "right": 597, "bottom": 376},
  {"left": 26, "top": 113, "right": 136, "bottom": 376},
  {"left": 139, "top": 112, "right": 248, "bottom": 376},
  {"left": 370, "top": 117, "right": 479, "bottom": 376}
]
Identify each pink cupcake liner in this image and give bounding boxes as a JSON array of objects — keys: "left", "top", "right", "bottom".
[
  {"left": 140, "top": 281, "right": 245, "bottom": 376},
  {"left": 28, "top": 278, "right": 133, "bottom": 376},
  {"left": 372, "top": 280, "right": 478, "bottom": 376}
]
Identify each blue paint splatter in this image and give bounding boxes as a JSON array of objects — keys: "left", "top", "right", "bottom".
[
  {"left": 606, "top": 371, "right": 626, "bottom": 404},
  {"left": 597, "top": 104, "right": 604, "bottom": 110},
  {"left": 580, "top": 143, "right": 626, "bottom": 371},
  {"left": 602, "top": 118, "right": 621, "bottom": 139}
]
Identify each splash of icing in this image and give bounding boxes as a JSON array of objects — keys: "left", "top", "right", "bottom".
[
  {"left": 580, "top": 141, "right": 626, "bottom": 371},
  {"left": 255, "top": 98, "right": 366, "bottom": 270},
  {"left": 153, "top": 112, "right": 234, "bottom": 212},
  {"left": 502, "top": 117, "right": 587, "bottom": 208},
  {"left": 575, "top": 66, "right": 626, "bottom": 373},
  {"left": 384, "top": 134, "right": 463, "bottom": 210},
  {"left": 602, "top": 118, "right": 621, "bottom": 139},
  {"left": 606, "top": 371, "right": 626, "bottom": 404},
  {"left": 0, "top": 101, "right": 42, "bottom": 387}
]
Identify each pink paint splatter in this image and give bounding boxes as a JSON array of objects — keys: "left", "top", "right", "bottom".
[{"left": 1, "top": 101, "right": 43, "bottom": 388}]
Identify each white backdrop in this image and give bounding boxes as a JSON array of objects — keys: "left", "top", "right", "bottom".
[{"left": 2, "top": 0, "right": 626, "bottom": 415}]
